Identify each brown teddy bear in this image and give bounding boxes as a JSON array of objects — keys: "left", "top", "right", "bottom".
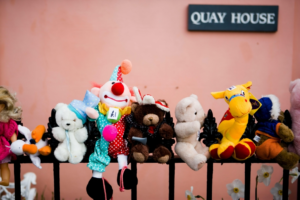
[
  {"left": 125, "top": 87, "right": 175, "bottom": 163},
  {"left": 254, "top": 95, "right": 299, "bottom": 170}
]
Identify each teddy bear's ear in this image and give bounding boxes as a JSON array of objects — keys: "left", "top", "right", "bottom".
[
  {"left": 54, "top": 103, "right": 66, "bottom": 111},
  {"left": 91, "top": 87, "right": 101, "bottom": 97},
  {"left": 131, "top": 102, "right": 139, "bottom": 112},
  {"left": 289, "top": 79, "right": 300, "bottom": 93},
  {"left": 177, "top": 97, "right": 193, "bottom": 114},
  {"left": 190, "top": 94, "right": 198, "bottom": 99}
]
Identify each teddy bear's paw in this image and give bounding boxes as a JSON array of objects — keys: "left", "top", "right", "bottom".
[
  {"left": 69, "top": 154, "right": 84, "bottom": 164},
  {"left": 159, "top": 124, "right": 174, "bottom": 139},
  {"left": 278, "top": 124, "right": 294, "bottom": 143},
  {"left": 52, "top": 127, "right": 66, "bottom": 142},
  {"left": 54, "top": 147, "right": 69, "bottom": 162},
  {"left": 197, "top": 162, "right": 206, "bottom": 170},
  {"left": 157, "top": 155, "right": 169, "bottom": 163},
  {"left": 276, "top": 151, "right": 300, "bottom": 170},
  {"left": 86, "top": 177, "right": 113, "bottom": 200},
  {"left": 133, "top": 152, "right": 146, "bottom": 163}
]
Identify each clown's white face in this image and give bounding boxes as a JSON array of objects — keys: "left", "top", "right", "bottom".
[{"left": 99, "top": 81, "right": 131, "bottom": 108}]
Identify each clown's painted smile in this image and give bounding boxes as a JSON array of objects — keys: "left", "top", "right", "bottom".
[
  {"left": 101, "top": 91, "right": 130, "bottom": 108},
  {"left": 104, "top": 94, "right": 128, "bottom": 103}
]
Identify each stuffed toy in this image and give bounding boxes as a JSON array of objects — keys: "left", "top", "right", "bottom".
[
  {"left": 125, "top": 87, "right": 175, "bottom": 163},
  {"left": 254, "top": 95, "right": 299, "bottom": 169},
  {"left": 288, "top": 79, "right": 300, "bottom": 155},
  {"left": 209, "top": 81, "right": 260, "bottom": 161},
  {"left": 174, "top": 94, "right": 210, "bottom": 171},
  {"left": 0, "top": 86, "right": 23, "bottom": 186},
  {"left": 86, "top": 60, "right": 137, "bottom": 200},
  {"left": 53, "top": 90, "right": 99, "bottom": 164},
  {"left": 11, "top": 125, "right": 51, "bottom": 169}
]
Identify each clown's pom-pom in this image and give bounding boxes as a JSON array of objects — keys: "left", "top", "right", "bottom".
[
  {"left": 103, "top": 125, "right": 118, "bottom": 142},
  {"left": 121, "top": 59, "right": 132, "bottom": 75}
]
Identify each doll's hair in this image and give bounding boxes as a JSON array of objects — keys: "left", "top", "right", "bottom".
[{"left": 0, "top": 86, "right": 22, "bottom": 122}]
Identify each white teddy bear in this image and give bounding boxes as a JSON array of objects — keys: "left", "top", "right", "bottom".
[
  {"left": 175, "top": 94, "right": 210, "bottom": 171},
  {"left": 53, "top": 103, "right": 88, "bottom": 164}
]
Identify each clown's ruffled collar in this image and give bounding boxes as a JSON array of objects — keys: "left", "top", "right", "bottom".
[
  {"left": 125, "top": 113, "right": 166, "bottom": 138},
  {"left": 98, "top": 103, "right": 131, "bottom": 116}
]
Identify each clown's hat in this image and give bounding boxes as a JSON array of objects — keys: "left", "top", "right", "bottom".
[{"left": 110, "top": 59, "right": 132, "bottom": 82}]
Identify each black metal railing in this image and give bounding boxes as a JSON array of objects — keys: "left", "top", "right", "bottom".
[{"left": 11, "top": 155, "right": 297, "bottom": 200}]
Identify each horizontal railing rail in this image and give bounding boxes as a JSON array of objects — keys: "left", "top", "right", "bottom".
[{"left": 10, "top": 155, "right": 297, "bottom": 200}]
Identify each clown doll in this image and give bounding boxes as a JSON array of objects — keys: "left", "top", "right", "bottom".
[{"left": 86, "top": 60, "right": 137, "bottom": 200}]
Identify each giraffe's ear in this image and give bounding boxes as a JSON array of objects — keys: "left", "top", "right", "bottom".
[
  {"left": 242, "top": 81, "right": 252, "bottom": 90},
  {"left": 211, "top": 91, "right": 225, "bottom": 99}
]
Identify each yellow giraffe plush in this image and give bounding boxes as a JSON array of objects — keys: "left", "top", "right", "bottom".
[{"left": 209, "top": 81, "right": 259, "bottom": 161}]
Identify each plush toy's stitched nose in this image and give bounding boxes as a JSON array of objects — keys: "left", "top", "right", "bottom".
[
  {"left": 66, "top": 123, "right": 70, "bottom": 126},
  {"left": 111, "top": 82, "right": 124, "bottom": 96}
]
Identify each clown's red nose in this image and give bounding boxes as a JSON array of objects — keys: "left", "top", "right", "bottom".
[{"left": 111, "top": 82, "right": 124, "bottom": 96}]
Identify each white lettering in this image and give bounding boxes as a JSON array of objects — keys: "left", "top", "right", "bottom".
[
  {"left": 267, "top": 13, "right": 275, "bottom": 24},
  {"left": 210, "top": 12, "right": 219, "bottom": 23},
  {"left": 250, "top": 13, "right": 259, "bottom": 24},
  {"left": 231, "top": 13, "right": 241, "bottom": 24},
  {"left": 259, "top": 13, "right": 267, "bottom": 24},
  {"left": 191, "top": 12, "right": 201, "bottom": 25},
  {"left": 200, "top": 12, "right": 210, "bottom": 23},
  {"left": 241, "top": 13, "right": 250, "bottom": 24},
  {"left": 217, "top": 12, "right": 226, "bottom": 23}
]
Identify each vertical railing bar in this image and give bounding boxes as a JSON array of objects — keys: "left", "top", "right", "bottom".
[
  {"left": 206, "top": 160, "right": 213, "bottom": 200},
  {"left": 53, "top": 161, "right": 60, "bottom": 200},
  {"left": 14, "top": 161, "right": 21, "bottom": 200},
  {"left": 244, "top": 162, "right": 251, "bottom": 200},
  {"left": 297, "top": 170, "right": 300, "bottom": 200},
  {"left": 168, "top": 160, "right": 175, "bottom": 200},
  {"left": 282, "top": 169, "right": 289, "bottom": 199},
  {"left": 131, "top": 161, "right": 137, "bottom": 200}
]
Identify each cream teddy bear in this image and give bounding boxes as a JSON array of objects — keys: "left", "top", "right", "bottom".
[
  {"left": 175, "top": 94, "right": 210, "bottom": 171},
  {"left": 53, "top": 103, "right": 88, "bottom": 164}
]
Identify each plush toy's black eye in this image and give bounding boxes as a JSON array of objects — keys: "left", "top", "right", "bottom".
[
  {"left": 195, "top": 112, "right": 197, "bottom": 115},
  {"left": 112, "top": 82, "right": 115, "bottom": 84},
  {"left": 225, "top": 96, "right": 229, "bottom": 101}
]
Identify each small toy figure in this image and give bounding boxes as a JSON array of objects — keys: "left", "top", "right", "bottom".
[
  {"left": 288, "top": 79, "right": 300, "bottom": 155},
  {"left": 11, "top": 125, "right": 52, "bottom": 169},
  {"left": 254, "top": 95, "right": 299, "bottom": 170},
  {"left": 174, "top": 94, "right": 210, "bottom": 171},
  {"left": 0, "top": 86, "right": 23, "bottom": 186},
  {"left": 86, "top": 60, "right": 137, "bottom": 200},
  {"left": 126, "top": 87, "right": 175, "bottom": 164},
  {"left": 209, "top": 82, "right": 259, "bottom": 161}
]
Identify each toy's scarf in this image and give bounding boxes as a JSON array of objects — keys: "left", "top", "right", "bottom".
[
  {"left": 98, "top": 103, "right": 131, "bottom": 116},
  {"left": 125, "top": 113, "right": 166, "bottom": 138}
]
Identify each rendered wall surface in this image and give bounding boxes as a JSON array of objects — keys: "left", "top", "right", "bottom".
[{"left": 0, "top": 0, "right": 299, "bottom": 199}]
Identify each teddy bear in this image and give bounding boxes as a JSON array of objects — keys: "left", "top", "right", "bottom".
[
  {"left": 52, "top": 102, "right": 88, "bottom": 164},
  {"left": 11, "top": 125, "right": 51, "bottom": 169},
  {"left": 174, "top": 94, "right": 210, "bottom": 171},
  {"left": 85, "top": 60, "right": 137, "bottom": 200},
  {"left": 125, "top": 87, "right": 175, "bottom": 164},
  {"left": 254, "top": 95, "right": 300, "bottom": 170},
  {"left": 288, "top": 79, "right": 300, "bottom": 156}
]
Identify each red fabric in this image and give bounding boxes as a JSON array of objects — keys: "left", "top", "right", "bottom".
[
  {"left": 220, "top": 145, "right": 234, "bottom": 159},
  {"left": 117, "top": 67, "right": 123, "bottom": 82},
  {"left": 234, "top": 143, "right": 250, "bottom": 160},
  {"left": 108, "top": 115, "right": 129, "bottom": 158},
  {"left": 0, "top": 119, "right": 18, "bottom": 161},
  {"left": 244, "top": 141, "right": 256, "bottom": 157},
  {"left": 210, "top": 148, "right": 220, "bottom": 160},
  {"left": 220, "top": 109, "right": 233, "bottom": 124},
  {"left": 148, "top": 126, "right": 155, "bottom": 134}
]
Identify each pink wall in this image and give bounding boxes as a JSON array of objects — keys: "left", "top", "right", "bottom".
[{"left": 0, "top": 0, "right": 299, "bottom": 199}]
